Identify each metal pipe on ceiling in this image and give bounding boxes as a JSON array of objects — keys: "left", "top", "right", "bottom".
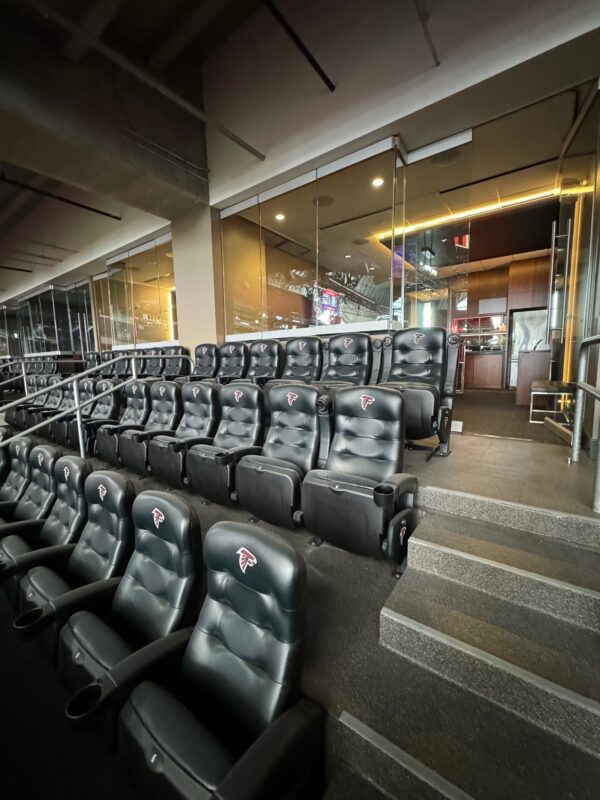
[
  {"left": 413, "top": 0, "right": 440, "bottom": 67},
  {"left": 0, "top": 174, "right": 122, "bottom": 220},
  {"left": 23, "top": 0, "right": 266, "bottom": 162}
]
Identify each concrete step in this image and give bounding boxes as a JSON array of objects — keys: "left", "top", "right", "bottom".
[
  {"left": 329, "top": 712, "right": 474, "bottom": 800},
  {"left": 417, "top": 485, "right": 600, "bottom": 548},
  {"left": 409, "top": 512, "right": 600, "bottom": 629}
]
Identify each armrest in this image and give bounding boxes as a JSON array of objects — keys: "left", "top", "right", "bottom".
[
  {"left": 170, "top": 436, "right": 213, "bottom": 453},
  {"left": 136, "top": 429, "right": 178, "bottom": 442},
  {"left": 12, "top": 577, "right": 121, "bottom": 640},
  {"left": 0, "top": 500, "right": 19, "bottom": 518},
  {"left": 214, "top": 699, "right": 323, "bottom": 800},
  {"left": 113, "top": 423, "right": 144, "bottom": 435},
  {"left": 215, "top": 445, "right": 262, "bottom": 466},
  {"left": 0, "top": 543, "right": 75, "bottom": 579},
  {"left": 378, "top": 473, "right": 418, "bottom": 497},
  {"left": 85, "top": 418, "right": 121, "bottom": 431},
  {"left": 64, "top": 627, "right": 193, "bottom": 725}
]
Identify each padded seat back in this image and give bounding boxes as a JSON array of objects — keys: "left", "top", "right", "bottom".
[
  {"left": 247, "top": 340, "right": 283, "bottom": 381},
  {"left": 327, "top": 386, "right": 404, "bottom": 481},
  {"left": 84, "top": 351, "right": 101, "bottom": 371},
  {"left": 32, "top": 375, "right": 49, "bottom": 406},
  {"left": 68, "top": 472, "right": 136, "bottom": 586},
  {"left": 323, "top": 333, "right": 372, "bottom": 384},
  {"left": 78, "top": 379, "right": 96, "bottom": 419},
  {"left": 213, "top": 384, "right": 264, "bottom": 449},
  {"left": 44, "top": 360, "right": 58, "bottom": 375},
  {"left": 39, "top": 456, "right": 91, "bottom": 548},
  {"left": 182, "top": 521, "right": 306, "bottom": 746},
  {"left": 59, "top": 383, "right": 75, "bottom": 414},
  {"left": 91, "top": 379, "right": 119, "bottom": 420},
  {"left": 111, "top": 491, "right": 202, "bottom": 647},
  {"left": 218, "top": 342, "right": 249, "bottom": 381},
  {"left": 131, "top": 350, "right": 146, "bottom": 377},
  {"left": 282, "top": 337, "right": 322, "bottom": 382},
  {"left": 143, "top": 381, "right": 181, "bottom": 432},
  {"left": 192, "top": 343, "right": 219, "bottom": 379},
  {"left": 262, "top": 384, "right": 320, "bottom": 473},
  {"left": 144, "top": 348, "right": 164, "bottom": 377},
  {"left": 114, "top": 352, "right": 132, "bottom": 380},
  {"left": 0, "top": 438, "right": 33, "bottom": 502},
  {"left": 386, "top": 327, "right": 447, "bottom": 395},
  {"left": 13, "top": 445, "right": 60, "bottom": 522},
  {"left": 120, "top": 381, "right": 151, "bottom": 427},
  {"left": 43, "top": 376, "right": 63, "bottom": 412},
  {"left": 163, "top": 346, "right": 190, "bottom": 378},
  {"left": 175, "top": 382, "right": 219, "bottom": 440},
  {"left": 100, "top": 351, "right": 116, "bottom": 378}
]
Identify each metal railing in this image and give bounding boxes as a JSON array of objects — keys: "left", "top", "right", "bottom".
[
  {"left": 0, "top": 354, "right": 194, "bottom": 459},
  {"left": 569, "top": 333, "right": 600, "bottom": 512}
]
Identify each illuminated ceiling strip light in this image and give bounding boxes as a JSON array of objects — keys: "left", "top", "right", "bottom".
[{"left": 378, "top": 185, "right": 593, "bottom": 239}]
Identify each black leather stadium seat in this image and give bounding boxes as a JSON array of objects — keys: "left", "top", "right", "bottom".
[
  {"left": 49, "top": 383, "right": 75, "bottom": 442},
  {"left": 301, "top": 386, "right": 417, "bottom": 569},
  {"left": 118, "top": 381, "right": 182, "bottom": 475},
  {"left": 14, "top": 471, "right": 135, "bottom": 617},
  {"left": 217, "top": 341, "right": 249, "bottom": 383},
  {"left": 162, "top": 346, "right": 190, "bottom": 380},
  {"left": 180, "top": 343, "right": 219, "bottom": 383},
  {"left": 0, "top": 444, "right": 59, "bottom": 526},
  {"left": 141, "top": 348, "right": 165, "bottom": 380},
  {"left": 235, "top": 383, "right": 320, "bottom": 527},
  {"left": 185, "top": 383, "right": 264, "bottom": 504},
  {"left": 57, "top": 491, "right": 202, "bottom": 693},
  {"left": 147, "top": 382, "right": 219, "bottom": 488},
  {"left": 110, "top": 520, "right": 321, "bottom": 800},
  {"left": 52, "top": 378, "right": 96, "bottom": 447},
  {"left": 0, "top": 438, "right": 33, "bottom": 505},
  {"left": 96, "top": 380, "right": 151, "bottom": 466},
  {"left": 31, "top": 376, "right": 63, "bottom": 436},
  {"left": 281, "top": 336, "right": 322, "bottom": 383},
  {"left": 313, "top": 332, "right": 373, "bottom": 394},
  {"left": 0, "top": 455, "right": 91, "bottom": 606},
  {"left": 379, "top": 327, "right": 459, "bottom": 457},
  {"left": 69, "top": 379, "right": 120, "bottom": 455},
  {"left": 235, "top": 339, "right": 283, "bottom": 385}
]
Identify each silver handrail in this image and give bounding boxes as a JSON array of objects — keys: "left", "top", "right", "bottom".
[
  {"left": 0, "top": 354, "right": 194, "bottom": 458},
  {"left": 568, "top": 332, "right": 600, "bottom": 512}
]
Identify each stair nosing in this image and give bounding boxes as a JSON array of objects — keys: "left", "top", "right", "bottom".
[
  {"left": 380, "top": 606, "right": 600, "bottom": 754},
  {"left": 410, "top": 537, "right": 600, "bottom": 602},
  {"left": 339, "top": 711, "right": 475, "bottom": 800}
]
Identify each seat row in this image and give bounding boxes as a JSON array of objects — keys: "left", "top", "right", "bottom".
[
  {"left": 87, "top": 345, "right": 191, "bottom": 380},
  {"left": 0, "top": 443, "right": 322, "bottom": 799}
]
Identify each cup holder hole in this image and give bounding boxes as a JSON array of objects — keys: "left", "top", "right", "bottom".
[
  {"left": 15, "top": 607, "right": 44, "bottom": 629},
  {"left": 66, "top": 684, "right": 103, "bottom": 719}
]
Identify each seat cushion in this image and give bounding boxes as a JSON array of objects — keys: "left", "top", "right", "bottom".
[
  {"left": 379, "top": 381, "right": 439, "bottom": 439},
  {"left": 119, "top": 681, "right": 234, "bottom": 796},
  {"left": 236, "top": 455, "right": 304, "bottom": 527},
  {"left": 0, "top": 535, "right": 32, "bottom": 564},
  {"left": 185, "top": 444, "right": 232, "bottom": 504},
  {"left": 20, "top": 566, "right": 71, "bottom": 610},
  {"left": 59, "top": 610, "right": 133, "bottom": 690}
]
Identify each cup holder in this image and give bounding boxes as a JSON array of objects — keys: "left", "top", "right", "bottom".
[
  {"left": 373, "top": 484, "right": 395, "bottom": 509},
  {"left": 66, "top": 683, "right": 104, "bottom": 720},
  {"left": 14, "top": 606, "right": 44, "bottom": 631}
]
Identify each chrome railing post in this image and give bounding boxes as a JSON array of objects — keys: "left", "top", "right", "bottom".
[
  {"left": 72, "top": 377, "right": 86, "bottom": 459},
  {"left": 21, "top": 362, "right": 28, "bottom": 395},
  {"left": 131, "top": 353, "right": 138, "bottom": 379},
  {"left": 570, "top": 345, "right": 589, "bottom": 464}
]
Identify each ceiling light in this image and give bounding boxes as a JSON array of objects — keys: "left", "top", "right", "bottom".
[
  {"left": 275, "top": 213, "right": 285, "bottom": 221},
  {"left": 371, "top": 177, "right": 384, "bottom": 188},
  {"left": 344, "top": 254, "right": 352, "bottom": 259}
]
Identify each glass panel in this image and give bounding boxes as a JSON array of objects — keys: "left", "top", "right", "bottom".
[
  {"left": 108, "top": 262, "right": 134, "bottom": 346},
  {"left": 128, "top": 240, "right": 174, "bottom": 344},
  {"left": 260, "top": 177, "right": 317, "bottom": 331},
  {"left": 155, "top": 241, "right": 177, "bottom": 341},
  {"left": 92, "top": 277, "right": 113, "bottom": 350},
  {"left": 53, "top": 289, "right": 74, "bottom": 353},
  {"left": 222, "top": 206, "right": 263, "bottom": 336},
  {"left": 316, "top": 154, "right": 394, "bottom": 327}
]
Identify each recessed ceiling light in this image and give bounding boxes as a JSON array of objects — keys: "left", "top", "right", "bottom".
[
  {"left": 275, "top": 213, "right": 285, "bottom": 221},
  {"left": 371, "top": 177, "right": 384, "bottom": 188},
  {"left": 344, "top": 254, "right": 352, "bottom": 259}
]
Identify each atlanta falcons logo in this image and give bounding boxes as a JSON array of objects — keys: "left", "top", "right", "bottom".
[
  {"left": 152, "top": 508, "right": 165, "bottom": 529},
  {"left": 234, "top": 389, "right": 244, "bottom": 402},
  {"left": 102, "top": 383, "right": 107, "bottom": 391},
  {"left": 159, "top": 386, "right": 166, "bottom": 396},
  {"left": 259, "top": 343, "right": 268, "bottom": 352},
  {"left": 229, "top": 345, "right": 235, "bottom": 353},
  {"left": 63, "top": 466, "right": 70, "bottom": 480},
  {"left": 298, "top": 341, "right": 307, "bottom": 351},
  {"left": 37, "top": 452, "right": 44, "bottom": 466},
  {"left": 15, "top": 445, "right": 20, "bottom": 456},
  {"left": 201, "top": 346, "right": 207, "bottom": 355},
  {"left": 287, "top": 391, "right": 298, "bottom": 406},
  {"left": 236, "top": 547, "right": 257, "bottom": 574},
  {"left": 192, "top": 386, "right": 200, "bottom": 398},
  {"left": 343, "top": 338, "right": 353, "bottom": 349},
  {"left": 360, "top": 394, "right": 375, "bottom": 411},
  {"left": 413, "top": 332, "right": 425, "bottom": 345},
  {"left": 132, "top": 384, "right": 138, "bottom": 394},
  {"left": 98, "top": 484, "right": 107, "bottom": 501}
]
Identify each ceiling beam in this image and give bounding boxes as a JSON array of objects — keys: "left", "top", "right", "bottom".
[
  {"left": 24, "top": 0, "right": 266, "bottom": 161},
  {"left": 63, "top": 0, "right": 128, "bottom": 62},
  {"left": 413, "top": 0, "right": 440, "bottom": 68},
  {"left": 150, "top": 0, "right": 231, "bottom": 71}
]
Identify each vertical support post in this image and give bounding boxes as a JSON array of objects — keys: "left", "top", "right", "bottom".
[
  {"left": 570, "top": 345, "right": 588, "bottom": 463},
  {"left": 131, "top": 352, "right": 138, "bottom": 379},
  {"left": 72, "top": 377, "right": 86, "bottom": 459},
  {"left": 593, "top": 453, "right": 600, "bottom": 514},
  {"left": 22, "top": 362, "right": 28, "bottom": 395}
]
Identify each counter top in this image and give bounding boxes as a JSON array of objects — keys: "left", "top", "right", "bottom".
[{"left": 465, "top": 350, "right": 504, "bottom": 355}]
